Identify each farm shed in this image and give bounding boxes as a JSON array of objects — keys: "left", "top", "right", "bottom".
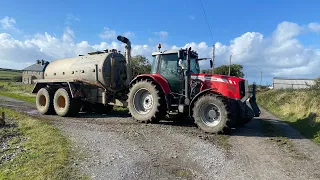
[
  {"left": 22, "top": 60, "right": 49, "bottom": 84},
  {"left": 273, "top": 77, "right": 315, "bottom": 89}
]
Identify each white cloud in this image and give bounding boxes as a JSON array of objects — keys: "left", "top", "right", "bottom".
[
  {"left": 65, "top": 13, "right": 80, "bottom": 25},
  {"left": 308, "top": 22, "right": 320, "bottom": 33},
  {"left": 153, "top": 31, "right": 168, "bottom": 39},
  {"left": 0, "top": 16, "right": 19, "bottom": 32},
  {"left": 123, "top": 31, "right": 135, "bottom": 38},
  {"left": 99, "top": 27, "right": 117, "bottom": 40},
  {"left": 0, "top": 21, "right": 320, "bottom": 83}
]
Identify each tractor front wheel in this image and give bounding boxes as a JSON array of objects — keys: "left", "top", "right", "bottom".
[
  {"left": 193, "top": 94, "right": 231, "bottom": 134},
  {"left": 127, "top": 80, "right": 166, "bottom": 123}
]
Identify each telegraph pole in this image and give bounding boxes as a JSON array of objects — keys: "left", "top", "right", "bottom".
[
  {"left": 228, "top": 54, "right": 232, "bottom": 76},
  {"left": 260, "top": 71, "right": 262, "bottom": 86}
]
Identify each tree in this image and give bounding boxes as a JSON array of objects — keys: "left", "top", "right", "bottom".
[
  {"left": 131, "top": 55, "right": 152, "bottom": 77},
  {"left": 201, "top": 64, "right": 245, "bottom": 78}
]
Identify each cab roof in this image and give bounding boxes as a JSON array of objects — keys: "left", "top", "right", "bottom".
[
  {"left": 151, "top": 49, "right": 199, "bottom": 57},
  {"left": 152, "top": 49, "right": 179, "bottom": 56}
]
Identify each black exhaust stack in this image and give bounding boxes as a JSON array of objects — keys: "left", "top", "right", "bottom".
[{"left": 184, "top": 47, "right": 192, "bottom": 105}]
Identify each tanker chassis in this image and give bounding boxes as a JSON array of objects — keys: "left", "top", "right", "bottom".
[{"left": 32, "top": 35, "right": 260, "bottom": 134}]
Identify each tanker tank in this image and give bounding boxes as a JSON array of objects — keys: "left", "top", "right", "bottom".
[{"left": 44, "top": 50, "right": 128, "bottom": 90}]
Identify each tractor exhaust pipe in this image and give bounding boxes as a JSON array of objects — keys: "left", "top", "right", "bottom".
[
  {"left": 117, "top": 35, "right": 132, "bottom": 85},
  {"left": 184, "top": 47, "right": 192, "bottom": 105}
]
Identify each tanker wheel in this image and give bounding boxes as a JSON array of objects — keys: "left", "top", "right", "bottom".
[
  {"left": 193, "top": 94, "right": 232, "bottom": 134},
  {"left": 36, "top": 87, "right": 55, "bottom": 115},
  {"left": 53, "top": 88, "right": 81, "bottom": 117},
  {"left": 128, "top": 79, "right": 166, "bottom": 123}
]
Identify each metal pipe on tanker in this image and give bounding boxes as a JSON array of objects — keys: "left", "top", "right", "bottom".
[{"left": 117, "top": 35, "right": 132, "bottom": 85}]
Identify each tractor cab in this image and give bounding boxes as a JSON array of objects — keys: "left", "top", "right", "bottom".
[{"left": 151, "top": 48, "right": 211, "bottom": 93}]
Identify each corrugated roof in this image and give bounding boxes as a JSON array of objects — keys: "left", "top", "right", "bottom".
[
  {"left": 23, "top": 60, "right": 49, "bottom": 72},
  {"left": 273, "top": 77, "right": 315, "bottom": 80}
]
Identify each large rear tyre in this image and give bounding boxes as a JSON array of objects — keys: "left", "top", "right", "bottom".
[
  {"left": 127, "top": 80, "right": 166, "bottom": 123},
  {"left": 193, "top": 94, "right": 232, "bottom": 134},
  {"left": 53, "top": 88, "right": 81, "bottom": 117},
  {"left": 36, "top": 87, "right": 55, "bottom": 115}
]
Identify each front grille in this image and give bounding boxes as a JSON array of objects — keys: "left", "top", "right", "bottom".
[{"left": 239, "top": 80, "right": 245, "bottom": 97}]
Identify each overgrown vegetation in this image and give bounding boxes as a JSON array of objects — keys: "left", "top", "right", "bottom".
[
  {"left": 0, "top": 81, "right": 35, "bottom": 103},
  {"left": 201, "top": 64, "right": 245, "bottom": 77},
  {"left": 131, "top": 55, "right": 152, "bottom": 77},
  {"left": 0, "top": 108, "right": 86, "bottom": 179},
  {"left": 257, "top": 89, "right": 320, "bottom": 144}
]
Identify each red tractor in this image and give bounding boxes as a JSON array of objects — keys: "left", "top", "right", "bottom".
[{"left": 127, "top": 45, "right": 260, "bottom": 133}]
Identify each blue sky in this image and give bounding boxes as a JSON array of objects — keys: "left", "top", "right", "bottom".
[{"left": 1, "top": 0, "right": 320, "bottom": 85}]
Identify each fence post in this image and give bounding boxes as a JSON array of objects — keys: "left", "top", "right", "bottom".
[{"left": 0, "top": 111, "right": 5, "bottom": 127}]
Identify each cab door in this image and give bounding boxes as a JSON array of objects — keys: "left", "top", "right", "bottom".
[{"left": 157, "top": 54, "right": 182, "bottom": 92}]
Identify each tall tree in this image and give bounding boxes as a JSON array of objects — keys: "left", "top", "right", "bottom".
[
  {"left": 201, "top": 64, "right": 245, "bottom": 78},
  {"left": 131, "top": 55, "right": 152, "bottom": 77}
]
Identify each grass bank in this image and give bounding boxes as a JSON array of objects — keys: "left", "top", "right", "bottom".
[
  {"left": 0, "top": 108, "right": 86, "bottom": 179},
  {"left": 257, "top": 89, "right": 320, "bottom": 144},
  {"left": 0, "top": 81, "right": 35, "bottom": 103}
]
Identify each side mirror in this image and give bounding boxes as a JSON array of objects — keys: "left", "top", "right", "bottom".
[{"left": 210, "top": 60, "right": 213, "bottom": 68}]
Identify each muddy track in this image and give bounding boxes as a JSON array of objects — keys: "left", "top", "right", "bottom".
[{"left": 0, "top": 96, "right": 319, "bottom": 180}]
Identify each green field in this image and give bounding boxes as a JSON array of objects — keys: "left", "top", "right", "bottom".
[{"left": 0, "top": 68, "right": 22, "bottom": 81}]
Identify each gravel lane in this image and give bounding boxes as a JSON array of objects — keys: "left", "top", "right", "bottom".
[{"left": 1, "top": 96, "right": 319, "bottom": 180}]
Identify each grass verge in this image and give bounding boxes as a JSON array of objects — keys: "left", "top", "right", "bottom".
[
  {"left": 257, "top": 89, "right": 320, "bottom": 144},
  {"left": 0, "top": 107, "right": 87, "bottom": 180}
]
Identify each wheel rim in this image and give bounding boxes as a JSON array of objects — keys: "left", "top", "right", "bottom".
[
  {"left": 133, "top": 88, "right": 154, "bottom": 114},
  {"left": 199, "top": 103, "right": 221, "bottom": 127},
  {"left": 39, "top": 95, "right": 47, "bottom": 107},
  {"left": 57, "top": 96, "right": 66, "bottom": 109}
]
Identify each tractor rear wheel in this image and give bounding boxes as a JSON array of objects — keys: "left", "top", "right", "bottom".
[
  {"left": 36, "top": 87, "right": 55, "bottom": 115},
  {"left": 127, "top": 80, "right": 166, "bottom": 123},
  {"left": 193, "top": 94, "right": 232, "bottom": 134}
]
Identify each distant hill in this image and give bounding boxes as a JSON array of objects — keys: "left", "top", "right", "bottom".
[{"left": 0, "top": 68, "right": 22, "bottom": 81}]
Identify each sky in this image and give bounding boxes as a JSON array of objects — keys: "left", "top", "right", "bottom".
[{"left": 0, "top": 0, "right": 320, "bottom": 85}]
